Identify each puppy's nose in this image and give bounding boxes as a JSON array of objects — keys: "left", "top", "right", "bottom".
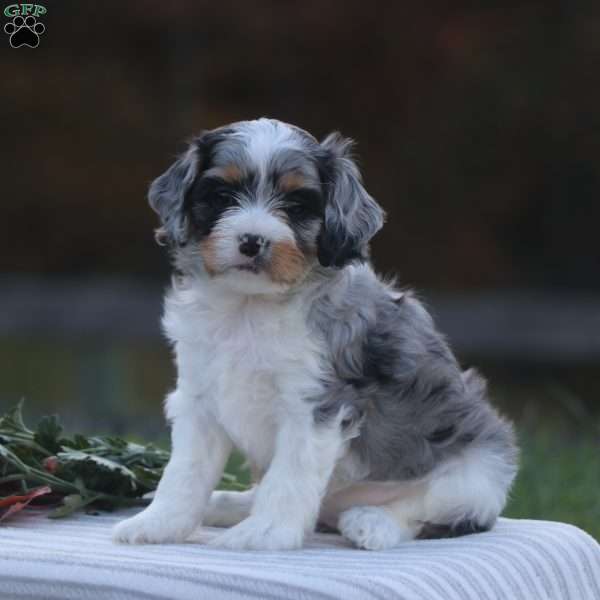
[{"left": 239, "top": 233, "right": 266, "bottom": 257}]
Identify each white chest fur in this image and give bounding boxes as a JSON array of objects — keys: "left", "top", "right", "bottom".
[{"left": 162, "top": 282, "right": 325, "bottom": 471}]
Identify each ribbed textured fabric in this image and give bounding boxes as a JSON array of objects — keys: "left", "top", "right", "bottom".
[{"left": 1, "top": 509, "right": 599, "bottom": 599}]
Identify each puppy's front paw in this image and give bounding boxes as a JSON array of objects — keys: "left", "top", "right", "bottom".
[
  {"left": 112, "top": 508, "right": 198, "bottom": 545},
  {"left": 209, "top": 516, "right": 304, "bottom": 551}
]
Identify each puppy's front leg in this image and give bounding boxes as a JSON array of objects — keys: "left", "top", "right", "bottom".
[
  {"left": 210, "top": 411, "right": 343, "bottom": 551},
  {"left": 113, "top": 392, "right": 231, "bottom": 544}
]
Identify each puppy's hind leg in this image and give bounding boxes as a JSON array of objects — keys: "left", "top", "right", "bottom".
[
  {"left": 336, "top": 481, "right": 425, "bottom": 550},
  {"left": 414, "top": 442, "right": 516, "bottom": 539},
  {"left": 203, "top": 489, "right": 255, "bottom": 528},
  {"left": 338, "top": 443, "right": 516, "bottom": 550}
]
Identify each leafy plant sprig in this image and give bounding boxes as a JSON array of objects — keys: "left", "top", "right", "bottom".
[{"left": 0, "top": 401, "right": 246, "bottom": 520}]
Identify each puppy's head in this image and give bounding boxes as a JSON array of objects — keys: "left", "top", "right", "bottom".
[{"left": 149, "top": 118, "right": 384, "bottom": 294}]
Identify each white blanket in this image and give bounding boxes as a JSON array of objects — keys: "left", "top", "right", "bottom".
[{"left": 1, "top": 509, "right": 599, "bottom": 599}]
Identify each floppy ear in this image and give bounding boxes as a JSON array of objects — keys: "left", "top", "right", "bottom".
[
  {"left": 148, "top": 144, "right": 200, "bottom": 246},
  {"left": 317, "top": 133, "right": 385, "bottom": 267}
]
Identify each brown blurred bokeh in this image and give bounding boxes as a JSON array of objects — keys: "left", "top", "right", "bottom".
[
  {"left": 4, "top": 0, "right": 600, "bottom": 289},
  {"left": 2, "top": 1, "right": 600, "bottom": 435}
]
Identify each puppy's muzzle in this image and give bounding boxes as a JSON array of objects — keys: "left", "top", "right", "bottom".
[{"left": 239, "top": 233, "right": 269, "bottom": 258}]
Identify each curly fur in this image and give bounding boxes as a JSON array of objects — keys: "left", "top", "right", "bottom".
[{"left": 113, "top": 118, "right": 518, "bottom": 551}]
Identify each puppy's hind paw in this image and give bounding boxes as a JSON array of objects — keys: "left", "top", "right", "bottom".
[{"left": 339, "top": 506, "right": 416, "bottom": 550}]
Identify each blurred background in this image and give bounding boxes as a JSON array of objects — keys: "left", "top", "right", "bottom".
[{"left": 2, "top": 1, "right": 599, "bottom": 535}]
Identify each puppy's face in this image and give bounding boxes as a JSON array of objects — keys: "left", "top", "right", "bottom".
[
  {"left": 149, "top": 119, "right": 385, "bottom": 295},
  {"left": 187, "top": 131, "right": 324, "bottom": 294}
]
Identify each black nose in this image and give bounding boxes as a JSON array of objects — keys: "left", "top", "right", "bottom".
[{"left": 239, "top": 233, "right": 265, "bottom": 257}]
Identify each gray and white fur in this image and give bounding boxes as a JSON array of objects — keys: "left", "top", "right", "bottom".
[{"left": 113, "top": 118, "right": 518, "bottom": 551}]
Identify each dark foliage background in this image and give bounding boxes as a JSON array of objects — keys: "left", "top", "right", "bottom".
[{"left": 4, "top": 0, "right": 600, "bottom": 289}]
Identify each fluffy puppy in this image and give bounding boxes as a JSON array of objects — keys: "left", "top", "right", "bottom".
[{"left": 113, "top": 118, "right": 517, "bottom": 551}]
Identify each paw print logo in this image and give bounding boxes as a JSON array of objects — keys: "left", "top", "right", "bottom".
[{"left": 4, "top": 15, "right": 45, "bottom": 48}]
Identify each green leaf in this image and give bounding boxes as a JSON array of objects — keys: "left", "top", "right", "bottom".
[
  {"left": 56, "top": 450, "right": 138, "bottom": 496},
  {"left": 34, "top": 415, "right": 64, "bottom": 454},
  {"left": 104, "top": 436, "right": 128, "bottom": 449},
  {"left": 68, "top": 434, "right": 92, "bottom": 450},
  {"left": 0, "top": 400, "right": 30, "bottom": 435},
  {"left": 0, "top": 443, "right": 31, "bottom": 472}
]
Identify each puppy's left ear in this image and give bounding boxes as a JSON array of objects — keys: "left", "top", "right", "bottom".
[{"left": 317, "top": 133, "right": 385, "bottom": 267}]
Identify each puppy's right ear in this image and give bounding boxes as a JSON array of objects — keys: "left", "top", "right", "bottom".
[{"left": 148, "top": 144, "right": 200, "bottom": 246}]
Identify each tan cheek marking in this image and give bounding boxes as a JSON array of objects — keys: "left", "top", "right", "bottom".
[
  {"left": 219, "top": 164, "right": 243, "bottom": 184},
  {"left": 199, "top": 236, "right": 221, "bottom": 276},
  {"left": 268, "top": 240, "right": 306, "bottom": 284},
  {"left": 278, "top": 171, "right": 306, "bottom": 193}
]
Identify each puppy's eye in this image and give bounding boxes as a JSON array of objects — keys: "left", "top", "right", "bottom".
[
  {"left": 213, "top": 190, "right": 236, "bottom": 208},
  {"left": 284, "top": 189, "right": 322, "bottom": 220},
  {"left": 286, "top": 203, "right": 307, "bottom": 217}
]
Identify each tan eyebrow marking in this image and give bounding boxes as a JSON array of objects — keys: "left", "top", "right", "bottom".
[
  {"left": 278, "top": 171, "right": 306, "bottom": 193},
  {"left": 217, "top": 164, "right": 243, "bottom": 184}
]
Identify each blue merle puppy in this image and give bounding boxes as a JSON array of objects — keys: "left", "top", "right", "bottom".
[{"left": 113, "top": 118, "right": 518, "bottom": 550}]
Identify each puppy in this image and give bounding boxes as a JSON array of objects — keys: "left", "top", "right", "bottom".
[{"left": 113, "top": 118, "right": 517, "bottom": 550}]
